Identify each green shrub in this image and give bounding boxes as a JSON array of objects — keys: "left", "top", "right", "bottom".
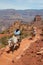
[{"left": 0, "top": 36, "right": 8, "bottom": 45}]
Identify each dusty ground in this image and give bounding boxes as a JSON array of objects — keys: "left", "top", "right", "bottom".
[
  {"left": 18, "top": 40, "right": 43, "bottom": 65},
  {"left": 0, "top": 34, "right": 43, "bottom": 65}
]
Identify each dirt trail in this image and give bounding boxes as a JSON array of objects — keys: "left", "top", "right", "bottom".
[{"left": 0, "top": 34, "right": 41, "bottom": 65}]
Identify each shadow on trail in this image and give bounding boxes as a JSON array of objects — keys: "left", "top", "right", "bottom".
[{"left": 6, "top": 43, "right": 20, "bottom": 53}]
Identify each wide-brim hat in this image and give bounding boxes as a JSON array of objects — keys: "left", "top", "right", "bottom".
[{"left": 14, "top": 30, "right": 20, "bottom": 35}]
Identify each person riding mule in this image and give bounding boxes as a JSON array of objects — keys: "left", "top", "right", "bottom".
[
  {"left": 7, "top": 29, "right": 21, "bottom": 53},
  {"left": 31, "top": 27, "right": 37, "bottom": 37}
]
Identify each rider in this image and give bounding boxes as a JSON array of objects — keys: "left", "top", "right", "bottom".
[
  {"left": 32, "top": 27, "right": 37, "bottom": 37},
  {"left": 7, "top": 29, "right": 21, "bottom": 53}
]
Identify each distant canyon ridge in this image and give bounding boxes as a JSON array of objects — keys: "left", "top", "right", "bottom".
[{"left": 0, "top": 9, "right": 43, "bottom": 32}]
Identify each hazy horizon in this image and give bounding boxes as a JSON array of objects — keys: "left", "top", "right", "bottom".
[{"left": 0, "top": 8, "right": 43, "bottom": 10}]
